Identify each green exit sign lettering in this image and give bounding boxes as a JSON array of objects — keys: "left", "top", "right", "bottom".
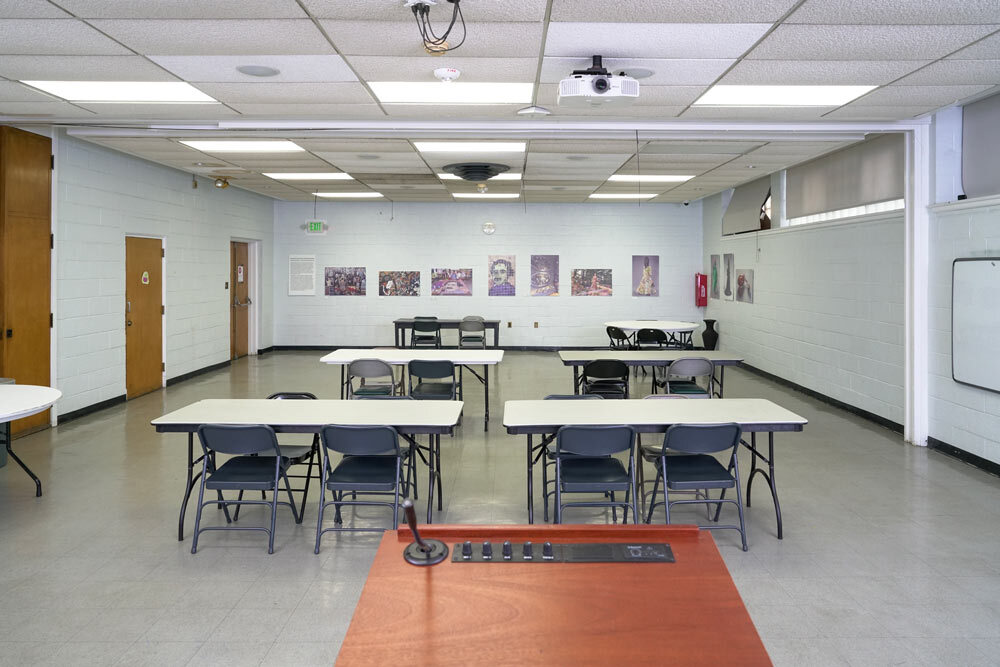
[{"left": 305, "top": 220, "right": 326, "bottom": 235}]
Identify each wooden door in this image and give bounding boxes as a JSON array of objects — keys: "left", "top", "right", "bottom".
[
  {"left": 125, "top": 237, "right": 162, "bottom": 398},
  {"left": 230, "top": 241, "right": 249, "bottom": 359},
  {"left": 0, "top": 127, "right": 52, "bottom": 436}
]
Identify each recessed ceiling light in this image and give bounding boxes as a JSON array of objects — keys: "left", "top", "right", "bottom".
[
  {"left": 237, "top": 65, "right": 280, "bottom": 77},
  {"left": 452, "top": 193, "right": 520, "bottom": 199},
  {"left": 415, "top": 141, "right": 526, "bottom": 153},
  {"left": 370, "top": 82, "right": 532, "bottom": 105},
  {"left": 589, "top": 193, "right": 658, "bottom": 200},
  {"left": 313, "top": 192, "right": 384, "bottom": 198},
  {"left": 263, "top": 172, "right": 353, "bottom": 180},
  {"left": 179, "top": 140, "right": 304, "bottom": 153},
  {"left": 437, "top": 172, "right": 521, "bottom": 180},
  {"left": 21, "top": 80, "right": 217, "bottom": 103},
  {"left": 608, "top": 175, "right": 694, "bottom": 183},
  {"left": 693, "top": 85, "right": 876, "bottom": 107}
]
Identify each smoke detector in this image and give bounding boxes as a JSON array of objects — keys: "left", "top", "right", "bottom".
[
  {"left": 434, "top": 67, "right": 460, "bottom": 82},
  {"left": 442, "top": 163, "right": 510, "bottom": 182}
]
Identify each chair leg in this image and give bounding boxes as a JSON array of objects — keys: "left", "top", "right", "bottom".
[
  {"left": 554, "top": 460, "right": 562, "bottom": 524},
  {"left": 233, "top": 490, "right": 244, "bottom": 522},
  {"left": 314, "top": 471, "right": 327, "bottom": 555},
  {"left": 393, "top": 461, "right": 401, "bottom": 529},
  {"left": 267, "top": 483, "right": 278, "bottom": 555},
  {"left": 645, "top": 469, "right": 662, "bottom": 524},
  {"left": 541, "top": 455, "right": 550, "bottom": 523},
  {"left": 333, "top": 490, "right": 343, "bottom": 524},
  {"left": 298, "top": 440, "right": 318, "bottom": 520},
  {"left": 435, "top": 438, "right": 443, "bottom": 511},
  {"left": 610, "top": 491, "right": 617, "bottom": 524},
  {"left": 191, "top": 463, "right": 209, "bottom": 554},
  {"left": 282, "top": 473, "right": 301, "bottom": 524}
]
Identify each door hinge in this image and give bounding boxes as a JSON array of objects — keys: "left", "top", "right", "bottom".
[
  {"left": 50, "top": 233, "right": 54, "bottom": 249},
  {"left": 162, "top": 362, "right": 165, "bottom": 371},
  {"left": 161, "top": 248, "right": 165, "bottom": 258},
  {"left": 161, "top": 305, "right": 165, "bottom": 315},
  {"left": 50, "top": 313, "right": 53, "bottom": 328},
  {"left": 50, "top": 155, "right": 54, "bottom": 170}
]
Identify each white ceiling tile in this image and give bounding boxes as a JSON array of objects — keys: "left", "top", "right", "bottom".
[
  {"left": 0, "top": 1, "right": 70, "bottom": 18},
  {"left": 420, "top": 152, "right": 525, "bottom": 170},
  {"left": 302, "top": 0, "right": 548, "bottom": 21},
  {"left": 747, "top": 25, "right": 997, "bottom": 61},
  {"left": 948, "top": 32, "right": 1000, "bottom": 59},
  {"left": 72, "top": 102, "right": 240, "bottom": 117},
  {"left": 847, "top": 84, "right": 993, "bottom": 106},
  {"left": 0, "top": 19, "right": 131, "bottom": 55},
  {"left": 149, "top": 55, "right": 357, "bottom": 82},
  {"left": 897, "top": 60, "right": 1000, "bottom": 86},
  {"left": 382, "top": 105, "right": 527, "bottom": 119},
  {"left": 295, "top": 139, "right": 414, "bottom": 152},
  {"left": 321, "top": 20, "right": 543, "bottom": 57},
  {"left": 54, "top": 0, "right": 306, "bottom": 19},
  {"left": 680, "top": 106, "right": 835, "bottom": 120},
  {"left": 0, "top": 101, "right": 95, "bottom": 117},
  {"left": 823, "top": 105, "right": 943, "bottom": 120},
  {"left": 228, "top": 103, "right": 385, "bottom": 117},
  {"left": 547, "top": 105, "right": 687, "bottom": 118},
  {"left": 347, "top": 56, "right": 537, "bottom": 83},
  {"left": 642, "top": 141, "right": 765, "bottom": 154},
  {"left": 550, "top": 0, "right": 800, "bottom": 23},
  {"left": 0, "top": 80, "right": 63, "bottom": 101},
  {"left": 720, "top": 59, "right": 929, "bottom": 85},
  {"left": 89, "top": 19, "right": 335, "bottom": 55},
  {"left": 540, "top": 57, "right": 733, "bottom": 85},
  {"left": 788, "top": 0, "right": 1000, "bottom": 25},
  {"left": 523, "top": 184, "right": 598, "bottom": 191},
  {"left": 544, "top": 23, "right": 771, "bottom": 58},
  {"left": 0, "top": 55, "right": 179, "bottom": 81},
  {"left": 530, "top": 140, "right": 641, "bottom": 154},
  {"left": 193, "top": 82, "right": 374, "bottom": 104},
  {"left": 315, "top": 151, "right": 431, "bottom": 174},
  {"left": 618, "top": 157, "right": 717, "bottom": 173}
]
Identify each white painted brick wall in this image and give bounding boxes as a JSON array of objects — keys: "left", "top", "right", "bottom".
[
  {"left": 55, "top": 133, "right": 274, "bottom": 415},
  {"left": 929, "top": 198, "right": 1000, "bottom": 464},
  {"left": 273, "top": 201, "right": 703, "bottom": 347},
  {"left": 702, "top": 193, "right": 905, "bottom": 424}
]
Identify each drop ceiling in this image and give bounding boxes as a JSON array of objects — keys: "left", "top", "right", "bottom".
[{"left": 0, "top": 0, "right": 997, "bottom": 202}]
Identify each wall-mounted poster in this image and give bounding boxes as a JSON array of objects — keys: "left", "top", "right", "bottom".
[
  {"left": 710, "top": 255, "right": 720, "bottom": 299},
  {"left": 736, "top": 269, "right": 754, "bottom": 303},
  {"left": 379, "top": 271, "right": 420, "bottom": 296},
  {"left": 571, "top": 268, "right": 613, "bottom": 296},
  {"left": 431, "top": 267, "right": 472, "bottom": 296},
  {"left": 488, "top": 255, "right": 516, "bottom": 296},
  {"left": 324, "top": 266, "right": 366, "bottom": 296},
  {"left": 632, "top": 255, "right": 659, "bottom": 297},
  {"left": 530, "top": 255, "right": 559, "bottom": 296},
  {"left": 288, "top": 255, "right": 316, "bottom": 296},
  {"left": 723, "top": 253, "right": 735, "bottom": 301}
]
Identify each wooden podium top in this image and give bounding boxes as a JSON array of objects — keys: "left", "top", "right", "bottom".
[{"left": 337, "top": 524, "right": 770, "bottom": 666}]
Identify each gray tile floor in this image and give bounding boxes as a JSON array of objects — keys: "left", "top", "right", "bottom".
[{"left": 1, "top": 351, "right": 998, "bottom": 666}]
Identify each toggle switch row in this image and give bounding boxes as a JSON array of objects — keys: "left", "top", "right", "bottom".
[{"left": 458, "top": 540, "right": 555, "bottom": 562}]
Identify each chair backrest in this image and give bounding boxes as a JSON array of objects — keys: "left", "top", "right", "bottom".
[
  {"left": 667, "top": 357, "right": 713, "bottom": 378},
  {"left": 198, "top": 424, "right": 281, "bottom": 456},
  {"left": 408, "top": 359, "right": 455, "bottom": 380},
  {"left": 583, "top": 359, "right": 628, "bottom": 381},
  {"left": 459, "top": 319, "right": 486, "bottom": 334},
  {"left": 412, "top": 320, "right": 441, "bottom": 334},
  {"left": 355, "top": 395, "right": 414, "bottom": 400},
  {"left": 606, "top": 326, "right": 629, "bottom": 344},
  {"left": 321, "top": 424, "right": 400, "bottom": 456},
  {"left": 413, "top": 316, "right": 438, "bottom": 321},
  {"left": 462, "top": 315, "right": 485, "bottom": 322},
  {"left": 661, "top": 423, "right": 741, "bottom": 455},
  {"left": 642, "top": 394, "right": 687, "bottom": 399},
  {"left": 636, "top": 328, "right": 668, "bottom": 345},
  {"left": 267, "top": 391, "right": 317, "bottom": 400},
  {"left": 348, "top": 358, "right": 394, "bottom": 380},
  {"left": 544, "top": 394, "right": 603, "bottom": 400},
  {"left": 556, "top": 424, "right": 635, "bottom": 457}
]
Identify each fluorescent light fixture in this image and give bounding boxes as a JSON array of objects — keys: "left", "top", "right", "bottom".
[
  {"left": 694, "top": 85, "right": 876, "bottom": 107},
  {"left": 263, "top": 172, "right": 353, "bottom": 180},
  {"left": 313, "top": 192, "right": 383, "bottom": 198},
  {"left": 437, "top": 173, "right": 521, "bottom": 181},
  {"left": 22, "top": 81, "right": 217, "bottom": 103},
  {"left": 452, "top": 193, "right": 520, "bottom": 199},
  {"left": 179, "top": 140, "right": 304, "bottom": 152},
  {"left": 607, "top": 175, "right": 694, "bottom": 183},
  {"left": 414, "top": 141, "right": 526, "bottom": 153},
  {"left": 589, "top": 193, "right": 658, "bottom": 200},
  {"left": 370, "top": 82, "right": 532, "bottom": 105}
]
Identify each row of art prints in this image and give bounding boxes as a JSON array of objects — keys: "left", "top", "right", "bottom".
[{"left": 709, "top": 253, "right": 753, "bottom": 303}]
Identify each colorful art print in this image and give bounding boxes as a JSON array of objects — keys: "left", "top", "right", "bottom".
[
  {"left": 632, "top": 255, "right": 659, "bottom": 297},
  {"left": 430, "top": 267, "right": 473, "bottom": 296},
  {"left": 571, "top": 268, "right": 613, "bottom": 296},
  {"left": 378, "top": 271, "right": 420, "bottom": 296},
  {"left": 736, "top": 269, "right": 754, "bottom": 304},
  {"left": 488, "top": 255, "right": 516, "bottom": 296},
  {"left": 530, "top": 255, "right": 559, "bottom": 296},
  {"left": 723, "top": 253, "right": 735, "bottom": 301},
  {"left": 710, "top": 255, "right": 720, "bottom": 299},
  {"left": 324, "top": 266, "right": 366, "bottom": 296}
]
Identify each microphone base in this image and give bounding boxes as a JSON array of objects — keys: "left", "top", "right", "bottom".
[{"left": 404, "top": 539, "right": 449, "bottom": 566}]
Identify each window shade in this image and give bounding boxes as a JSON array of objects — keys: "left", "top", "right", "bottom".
[
  {"left": 962, "top": 92, "right": 1000, "bottom": 199},
  {"left": 785, "top": 134, "right": 903, "bottom": 219},
  {"left": 721, "top": 176, "right": 770, "bottom": 236}
]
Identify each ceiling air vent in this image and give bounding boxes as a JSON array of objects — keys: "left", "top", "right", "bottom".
[{"left": 442, "top": 162, "right": 510, "bottom": 181}]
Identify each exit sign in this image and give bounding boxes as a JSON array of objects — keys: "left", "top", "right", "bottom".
[{"left": 305, "top": 220, "right": 326, "bottom": 235}]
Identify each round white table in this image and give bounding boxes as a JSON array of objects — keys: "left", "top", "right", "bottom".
[
  {"left": 0, "top": 384, "right": 61, "bottom": 497},
  {"left": 604, "top": 320, "right": 699, "bottom": 350}
]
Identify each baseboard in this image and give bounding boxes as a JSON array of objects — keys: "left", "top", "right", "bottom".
[
  {"left": 257, "top": 346, "right": 274, "bottom": 355},
  {"left": 166, "top": 359, "right": 231, "bottom": 386},
  {"left": 57, "top": 394, "right": 126, "bottom": 425},
  {"left": 740, "top": 363, "right": 904, "bottom": 434},
  {"left": 928, "top": 437, "right": 1000, "bottom": 478}
]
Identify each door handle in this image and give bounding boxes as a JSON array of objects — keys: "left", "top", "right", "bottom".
[{"left": 126, "top": 320, "right": 132, "bottom": 327}]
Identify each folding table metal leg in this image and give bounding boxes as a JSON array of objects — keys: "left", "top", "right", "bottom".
[
  {"left": 526, "top": 435, "right": 534, "bottom": 524},
  {"left": 744, "top": 431, "right": 783, "bottom": 539},
  {"left": 483, "top": 364, "right": 489, "bottom": 430},
  {"left": 177, "top": 433, "right": 202, "bottom": 541},
  {"left": 572, "top": 367, "right": 580, "bottom": 394},
  {"left": 3, "top": 421, "right": 42, "bottom": 497}
]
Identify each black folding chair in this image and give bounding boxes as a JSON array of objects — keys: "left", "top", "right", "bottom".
[
  {"left": 554, "top": 424, "right": 638, "bottom": 525},
  {"left": 581, "top": 359, "right": 629, "bottom": 399}
]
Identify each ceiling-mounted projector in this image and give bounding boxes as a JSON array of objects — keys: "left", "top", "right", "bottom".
[{"left": 558, "top": 55, "right": 639, "bottom": 108}]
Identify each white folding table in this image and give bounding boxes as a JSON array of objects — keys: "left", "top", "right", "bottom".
[
  {"left": 605, "top": 320, "right": 699, "bottom": 348},
  {"left": 503, "top": 398, "right": 807, "bottom": 535},
  {"left": 320, "top": 348, "right": 504, "bottom": 430},
  {"left": 152, "top": 399, "right": 464, "bottom": 535},
  {"left": 0, "top": 384, "right": 61, "bottom": 497},
  {"left": 558, "top": 349, "right": 744, "bottom": 397}
]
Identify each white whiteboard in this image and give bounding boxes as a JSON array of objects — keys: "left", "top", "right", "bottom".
[{"left": 953, "top": 258, "right": 1000, "bottom": 393}]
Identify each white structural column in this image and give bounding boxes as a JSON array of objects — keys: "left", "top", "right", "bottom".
[{"left": 904, "top": 124, "right": 930, "bottom": 446}]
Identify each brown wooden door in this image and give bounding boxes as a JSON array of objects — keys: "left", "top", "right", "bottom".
[
  {"left": 230, "top": 241, "right": 249, "bottom": 359},
  {"left": 0, "top": 127, "right": 52, "bottom": 436},
  {"left": 125, "top": 237, "right": 162, "bottom": 398}
]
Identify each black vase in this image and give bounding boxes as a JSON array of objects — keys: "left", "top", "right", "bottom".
[{"left": 701, "top": 319, "right": 718, "bottom": 350}]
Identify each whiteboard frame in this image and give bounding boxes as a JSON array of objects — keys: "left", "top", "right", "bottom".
[{"left": 951, "top": 256, "right": 1000, "bottom": 394}]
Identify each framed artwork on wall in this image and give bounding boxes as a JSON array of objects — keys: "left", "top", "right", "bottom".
[
  {"left": 324, "top": 267, "right": 366, "bottom": 296},
  {"left": 378, "top": 271, "right": 419, "bottom": 296},
  {"left": 723, "top": 253, "right": 735, "bottom": 301},
  {"left": 710, "top": 255, "right": 720, "bottom": 299},
  {"left": 632, "top": 255, "right": 659, "bottom": 296},
  {"left": 571, "top": 268, "right": 612, "bottom": 296},
  {"left": 488, "top": 255, "right": 516, "bottom": 296},
  {"left": 530, "top": 255, "right": 559, "bottom": 296},
  {"left": 736, "top": 269, "right": 754, "bottom": 303},
  {"left": 431, "top": 267, "right": 472, "bottom": 295}
]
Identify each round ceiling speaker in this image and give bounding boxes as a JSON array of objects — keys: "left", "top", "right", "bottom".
[{"left": 442, "top": 162, "right": 510, "bottom": 182}]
